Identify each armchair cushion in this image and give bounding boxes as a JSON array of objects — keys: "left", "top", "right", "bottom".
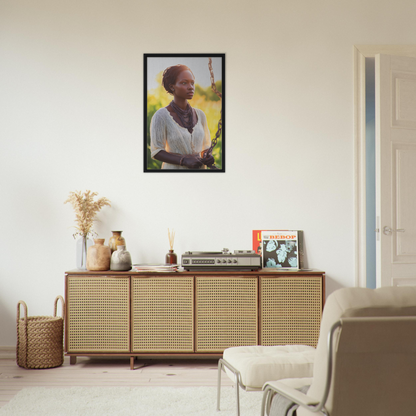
[{"left": 223, "top": 345, "right": 315, "bottom": 389}]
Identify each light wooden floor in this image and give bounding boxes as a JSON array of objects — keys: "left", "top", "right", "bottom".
[{"left": 0, "top": 354, "right": 234, "bottom": 408}]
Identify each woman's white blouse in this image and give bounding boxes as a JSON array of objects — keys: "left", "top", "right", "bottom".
[{"left": 150, "top": 107, "right": 211, "bottom": 170}]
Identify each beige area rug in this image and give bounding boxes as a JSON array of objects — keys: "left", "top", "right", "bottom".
[{"left": 0, "top": 386, "right": 263, "bottom": 416}]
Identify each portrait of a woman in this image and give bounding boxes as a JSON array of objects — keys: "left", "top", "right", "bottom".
[
  {"left": 150, "top": 64, "right": 215, "bottom": 170},
  {"left": 144, "top": 54, "right": 224, "bottom": 172}
]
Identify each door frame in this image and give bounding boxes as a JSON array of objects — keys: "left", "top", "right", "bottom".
[{"left": 353, "top": 45, "right": 416, "bottom": 288}]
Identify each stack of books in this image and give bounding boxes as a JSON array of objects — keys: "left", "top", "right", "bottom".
[{"left": 131, "top": 264, "right": 178, "bottom": 272}]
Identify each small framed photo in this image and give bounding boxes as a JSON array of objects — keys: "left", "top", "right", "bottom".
[{"left": 144, "top": 53, "right": 225, "bottom": 172}]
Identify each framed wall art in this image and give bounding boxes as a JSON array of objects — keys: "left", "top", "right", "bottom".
[{"left": 144, "top": 53, "right": 225, "bottom": 172}]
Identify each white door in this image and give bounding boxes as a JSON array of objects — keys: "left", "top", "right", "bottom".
[{"left": 376, "top": 54, "right": 416, "bottom": 287}]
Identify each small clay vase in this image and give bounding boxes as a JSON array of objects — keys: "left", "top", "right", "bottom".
[
  {"left": 110, "top": 246, "right": 132, "bottom": 271},
  {"left": 165, "top": 249, "right": 177, "bottom": 265},
  {"left": 87, "top": 239, "right": 111, "bottom": 271},
  {"left": 109, "top": 231, "right": 126, "bottom": 253}
]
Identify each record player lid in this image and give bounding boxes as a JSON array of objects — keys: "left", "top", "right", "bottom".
[{"left": 185, "top": 251, "right": 223, "bottom": 255}]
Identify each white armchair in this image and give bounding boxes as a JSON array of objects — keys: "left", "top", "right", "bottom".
[{"left": 261, "top": 286, "right": 416, "bottom": 416}]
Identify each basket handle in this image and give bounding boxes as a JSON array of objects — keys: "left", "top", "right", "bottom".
[
  {"left": 53, "top": 295, "right": 65, "bottom": 320},
  {"left": 17, "top": 300, "right": 28, "bottom": 323},
  {"left": 16, "top": 300, "right": 28, "bottom": 368}
]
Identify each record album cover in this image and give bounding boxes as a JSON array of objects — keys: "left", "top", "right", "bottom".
[{"left": 253, "top": 230, "right": 304, "bottom": 269}]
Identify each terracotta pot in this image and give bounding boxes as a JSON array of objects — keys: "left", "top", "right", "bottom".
[
  {"left": 86, "top": 239, "right": 111, "bottom": 271},
  {"left": 108, "top": 231, "right": 126, "bottom": 253}
]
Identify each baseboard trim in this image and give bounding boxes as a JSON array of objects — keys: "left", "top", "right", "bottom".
[{"left": 0, "top": 346, "right": 15, "bottom": 359}]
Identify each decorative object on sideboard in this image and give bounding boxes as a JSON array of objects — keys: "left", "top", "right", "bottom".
[
  {"left": 166, "top": 228, "right": 177, "bottom": 264},
  {"left": 252, "top": 230, "right": 305, "bottom": 270},
  {"left": 110, "top": 245, "right": 132, "bottom": 271},
  {"left": 76, "top": 237, "right": 93, "bottom": 270},
  {"left": 86, "top": 238, "right": 111, "bottom": 271},
  {"left": 108, "top": 230, "right": 126, "bottom": 254},
  {"left": 181, "top": 249, "right": 261, "bottom": 271},
  {"left": 64, "top": 190, "right": 111, "bottom": 270},
  {"left": 16, "top": 296, "right": 65, "bottom": 369}
]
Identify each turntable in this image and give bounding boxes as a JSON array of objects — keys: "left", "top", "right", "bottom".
[{"left": 181, "top": 248, "right": 261, "bottom": 271}]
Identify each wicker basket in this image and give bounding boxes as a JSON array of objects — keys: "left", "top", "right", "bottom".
[{"left": 16, "top": 295, "right": 65, "bottom": 369}]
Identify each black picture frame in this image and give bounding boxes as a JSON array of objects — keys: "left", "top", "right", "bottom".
[{"left": 144, "top": 53, "right": 225, "bottom": 172}]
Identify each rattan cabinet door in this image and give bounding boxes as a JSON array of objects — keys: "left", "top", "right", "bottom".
[
  {"left": 195, "top": 276, "right": 258, "bottom": 352},
  {"left": 131, "top": 276, "right": 194, "bottom": 352},
  {"left": 260, "top": 276, "right": 322, "bottom": 347},
  {"left": 67, "top": 276, "right": 130, "bottom": 352}
]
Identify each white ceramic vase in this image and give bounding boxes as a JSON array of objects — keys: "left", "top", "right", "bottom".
[{"left": 110, "top": 245, "right": 132, "bottom": 271}]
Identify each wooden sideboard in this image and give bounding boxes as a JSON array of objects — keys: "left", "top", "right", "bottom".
[{"left": 65, "top": 270, "right": 325, "bottom": 369}]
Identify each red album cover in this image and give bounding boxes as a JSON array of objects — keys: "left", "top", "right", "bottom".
[{"left": 252, "top": 230, "right": 263, "bottom": 256}]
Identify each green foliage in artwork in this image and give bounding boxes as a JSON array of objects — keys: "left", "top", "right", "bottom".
[
  {"left": 194, "top": 81, "right": 222, "bottom": 102},
  {"left": 146, "top": 72, "right": 223, "bottom": 170}
]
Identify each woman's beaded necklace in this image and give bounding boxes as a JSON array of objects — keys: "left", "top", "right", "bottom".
[{"left": 170, "top": 100, "right": 194, "bottom": 134}]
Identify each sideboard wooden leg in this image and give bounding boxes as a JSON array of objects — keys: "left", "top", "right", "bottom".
[
  {"left": 70, "top": 356, "right": 77, "bottom": 365},
  {"left": 130, "top": 356, "right": 135, "bottom": 370}
]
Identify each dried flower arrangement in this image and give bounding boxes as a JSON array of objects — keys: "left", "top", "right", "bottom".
[{"left": 64, "top": 190, "right": 111, "bottom": 239}]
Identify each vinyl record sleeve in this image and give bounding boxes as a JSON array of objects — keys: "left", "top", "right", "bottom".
[{"left": 253, "top": 230, "right": 304, "bottom": 269}]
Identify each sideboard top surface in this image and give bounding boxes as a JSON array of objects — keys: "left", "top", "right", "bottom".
[{"left": 65, "top": 269, "right": 325, "bottom": 276}]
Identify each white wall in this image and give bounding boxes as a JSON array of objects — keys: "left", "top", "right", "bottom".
[{"left": 1, "top": 0, "right": 416, "bottom": 346}]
